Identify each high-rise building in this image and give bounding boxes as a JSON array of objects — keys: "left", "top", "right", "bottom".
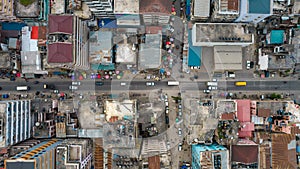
[
  {"left": 83, "top": 0, "right": 114, "bottom": 18},
  {"left": 5, "top": 139, "right": 62, "bottom": 169},
  {"left": 56, "top": 139, "right": 93, "bottom": 169},
  {"left": 0, "top": 100, "right": 32, "bottom": 147}
]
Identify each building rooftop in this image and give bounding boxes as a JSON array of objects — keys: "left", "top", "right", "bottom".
[
  {"left": 192, "top": 23, "right": 253, "bottom": 46},
  {"left": 21, "top": 51, "right": 45, "bottom": 74},
  {"left": 89, "top": 31, "right": 113, "bottom": 64},
  {"left": 48, "top": 15, "right": 73, "bottom": 34},
  {"left": 114, "top": 0, "right": 139, "bottom": 14},
  {"left": 104, "top": 100, "right": 136, "bottom": 122},
  {"left": 116, "top": 44, "right": 136, "bottom": 63},
  {"left": 48, "top": 43, "right": 73, "bottom": 63},
  {"left": 15, "top": 0, "right": 39, "bottom": 18},
  {"left": 219, "top": 0, "right": 239, "bottom": 13},
  {"left": 231, "top": 145, "right": 258, "bottom": 164},
  {"left": 236, "top": 100, "right": 251, "bottom": 122},
  {"left": 269, "top": 30, "right": 285, "bottom": 44},
  {"left": 148, "top": 155, "right": 160, "bottom": 169},
  {"left": 0, "top": 52, "right": 10, "bottom": 69},
  {"left": 50, "top": 0, "right": 65, "bottom": 14},
  {"left": 139, "top": 34, "right": 161, "bottom": 70},
  {"left": 193, "top": 0, "right": 210, "bottom": 17},
  {"left": 257, "top": 108, "right": 271, "bottom": 117},
  {"left": 188, "top": 30, "right": 201, "bottom": 67},
  {"left": 214, "top": 45, "right": 242, "bottom": 71},
  {"left": 271, "top": 133, "right": 296, "bottom": 169},
  {"left": 248, "top": 0, "right": 271, "bottom": 14},
  {"left": 139, "top": 0, "right": 172, "bottom": 14}
]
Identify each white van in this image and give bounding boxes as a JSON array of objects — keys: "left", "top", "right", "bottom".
[
  {"left": 16, "top": 86, "right": 30, "bottom": 91},
  {"left": 120, "top": 82, "right": 126, "bottom": 86}
]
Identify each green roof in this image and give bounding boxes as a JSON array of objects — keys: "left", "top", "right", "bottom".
[
  {"left": 270, "top": 30, "right": 284, "bottom": 44},
  {"left": 249, "top": 0, "right": 271, "bottom": 14}
]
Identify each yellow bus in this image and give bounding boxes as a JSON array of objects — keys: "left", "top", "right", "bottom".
[{"left": 235, "top": 81, "right": 247, "bottom": 86}]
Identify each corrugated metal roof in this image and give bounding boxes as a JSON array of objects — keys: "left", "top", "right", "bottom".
[
  {"left": 194, "top": 0, "right": 210, "bottom": 17},
  {"left": 232, "top": 145, "right": 258, "bottom": 164},
  {"left": 48, "top": 15, "right": 73, "bottom": 34},
  {"left": 148, "top": 155, "right": 160, "bottom": 169},
  {"left": 249, "top": 0, "right": 271, "bottom": 14},
  {"left": 236, "top": 100, "right": 251, "bottom": 122},
  {"left": 48, "top": 43, "right": 73, "bottom": 63},
  {"left": 271, "top": 133, "right": 297, "bottom": 169}
]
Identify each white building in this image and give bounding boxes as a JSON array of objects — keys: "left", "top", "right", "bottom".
[
  {"left": 0, "top": 100, "right": 32, "bottom": 147},
  {"left": 83, "top": 0, "right": 114, "bottom": 18}
]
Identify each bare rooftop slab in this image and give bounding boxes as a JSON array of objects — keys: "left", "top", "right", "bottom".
[
  {"left": 114, "top": 0, "right": 139, "bottom": 14},
  {"left": 192, "top": 23, "right": 254, "bottom": 46}
]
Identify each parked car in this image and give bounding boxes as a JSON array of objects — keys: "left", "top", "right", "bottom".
[
  {"left": 246, "top": 60, "right": 251, "bottom": 70},
  {"left": 165, "top": 116, "right": 169, "bottom": 124},
  {"left": 178, "top": 128, "right": 182, "bottom": 136},
  {"left": 203, "top": 89, "right": 210, "bottom": 93},
  {"left": 178, "top": 142, "right": 183, "bottom": 151},
  {"left": 146, "top": 82, "right": 155, "bottom": 86},
  {"left": 178, "top": 111, "right": 182, "bottom": 117},
  {"left": 178, "top": 104, "right": 182, "bottom": 109},
  {"left": 53, "top": 90, "right": 59, "bottom": 94}
]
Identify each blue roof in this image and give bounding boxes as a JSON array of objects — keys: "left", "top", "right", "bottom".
[
  {"left": 249, "top": 0, "right": 271, "bottom": 14},
  {"left": 188, "top": 30, "right": 201, "bottom": 67},
  {"left": 2, "top": 22, "right": 26, "bottom": 31},
  {"left": 98, "top": 18, "right": 117, "bottom": 28},
  {"left": 270, "top": 30, "right": 285, "bottom": 44},
  {"left": 91, "top": 64, "right": 115, "bottom": 70},
  {"left": 192, "top": 143, "right": 227, "bottom": 153}
]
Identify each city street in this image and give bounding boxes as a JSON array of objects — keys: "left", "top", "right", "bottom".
[{"left": 0, "top": 79, "right": 299, "bottom": 92}]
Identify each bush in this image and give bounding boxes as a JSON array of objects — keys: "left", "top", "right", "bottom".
[{"left": 20, "top": 0, "right": 35, "bottom": 6}]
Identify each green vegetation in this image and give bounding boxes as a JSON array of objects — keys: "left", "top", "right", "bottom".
[
  {"left": 270, "top": 93, "right": 282, "bottom": 100},
  {"left": 19, "top": 0, "right": 35, "bottom": 6}
]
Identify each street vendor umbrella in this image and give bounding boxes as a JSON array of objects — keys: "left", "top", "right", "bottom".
[
  {"left": 78, "top": 75, "right": 83, "bottom": 80},
  {"left": 116, "top": 70, "right": 120, "bottom": 74},
  {"left": 160, "top": 68, "right": 165, "bottom": 74},
  {"left": 97, "top": 74, "right": 101, "bottom": 79},
  {"left": 117, "top": 75, "right": 121, "bottom": 79},
  {"left": 105, "top": 75, "right": 109, "bottom": 79},
  {"left": 170, "top": 38, "right": 174, "bottom": 42},
  {"left": 168, "top": 49, "right": 172, "bottom": 53}
]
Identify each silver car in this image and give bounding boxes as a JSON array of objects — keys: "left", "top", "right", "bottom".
[{"left": 146, "top": 82, "right": 155, "bottom": 86}]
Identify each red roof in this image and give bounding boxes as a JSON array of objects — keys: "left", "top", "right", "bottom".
[
  {"left": 48, "top": 15, "right": 73, "bottom": 34},
  {"left": 236, "top": 100, "right": 251, "bottom": 122},
  {"left": 140, "top": 0, "right": 172, "bottom": 14},
  {"left": 31, "top": 26, "right": 39, "bottom": 39},
  {"left": 239, "top": 122, "right": 254, "bottom": 138},
  {"left": 232, "top": 145, "right": 258, "bottom": 164},
  {"left": 221, "top": 112, "right": 236, "bottom": 120},
  {"left": 148, "top": 155, "right": 160, "bottom": 169},
  {"left": 48, "top": 43, "right": 73, "bottom": 63}
]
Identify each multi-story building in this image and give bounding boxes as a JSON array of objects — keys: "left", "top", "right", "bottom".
[
  {"left": 192, "top": 144, "right": 229, "bottom": 169},
  {"left": 5, "top": 139, "right": 62, "bottom": 169},
  {"left": 0, "top": 0, "right": 18, "bottom": 21},
  {"left": 0, "top": 100, "right": 32, "bottom": 147},
  {"left": 47, "top": 14, "right": 89, "bottom": 70},
  {"left": 83, "top": 0, "right": 114, "bottom": 18},
  {"left": 56, "top": 139, "right": 93, "bottom": 169}
]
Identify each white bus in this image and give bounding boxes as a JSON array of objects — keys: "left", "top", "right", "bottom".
[
  {"left": 206, "top": 82, "right": 218, "bottom": 86},
  {"left": 168, "top": 81, "right": 179, "bottom": 86},
  {"left": 16, "top": 86, "right": 30, "bottom": 91}
]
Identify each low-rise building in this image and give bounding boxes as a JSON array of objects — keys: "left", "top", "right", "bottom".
[
  {"left": 192, "top": 144, "right": 229, "bottom": 169},
  {"left": 139, "top": 34, "right": 162, "bottom": 70}
]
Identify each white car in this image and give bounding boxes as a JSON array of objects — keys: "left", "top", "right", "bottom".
[
  {"left": 203, "top": 89, "right": 210, "bottom": 93},
  {"left": 178, "top": 142, "right": 183, "bottom": 151},
  {"left": 208, "top": 86, "right": 218, "bottom": 90},
  {"left": 72, "top": 81, "right": 81, "bottom": 85},
  {"left": 53, "top": 90, "right": 59, "bottom": 94},
  {"left": 246, "top": 61, "right": 251, "bottom": 70},
  {"left": 146, "top": 82, "right": 155, "bottom": 86},
  {"left": 69, "top": 86, "right": 78, "bottom": 90},
  {"left": 178, "top": 128, "right": 182, "bottom": 136}
]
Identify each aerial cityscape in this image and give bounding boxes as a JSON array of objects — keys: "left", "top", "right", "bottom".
[{"left": 0, "top": 0, "right": 299, "bottom": 168}]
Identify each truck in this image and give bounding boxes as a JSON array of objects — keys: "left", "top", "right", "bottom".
[
  {"left": 235, "top": 81, "right": 247, "bottom": 86},
  {"left": 16, "top": 86, "right": 30, "bottom": 91},
  {"left": 168, "top": 81, "right": 179, "bottom": 86},
  {"left": 206, "top": 82, "right": 218, "bottom": 86}
]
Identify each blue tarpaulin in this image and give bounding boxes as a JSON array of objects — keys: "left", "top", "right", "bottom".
[
  {"left": 98, "top": 18, "right": 117, "bottom": 28},
  {"left": 2, "top": 22, "right": 26, "bottom": 31},
  {"left": 270, "top": 30, "right": 285, "bottom": 44},
  {"left": 188, "top": 30, "right": 201, "bottom": 67}
]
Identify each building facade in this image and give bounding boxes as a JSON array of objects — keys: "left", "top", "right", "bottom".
[
  {"left": 5, "top": 139, "right": 62, "bottom": 169},
  {"left": 0, "top": 100, "right": 31, "bottom": 147}
]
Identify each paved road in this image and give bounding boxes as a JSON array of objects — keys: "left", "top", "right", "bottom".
[{"left": 0, "top": 80, "right": 299, "bottom": 92}]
